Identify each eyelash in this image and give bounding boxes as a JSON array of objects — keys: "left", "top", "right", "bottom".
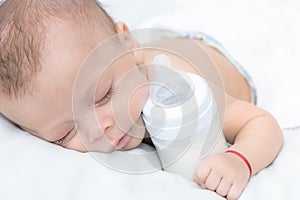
[
  {"left": 95, "top": 86, "right": 114, "bottom": 107},
  {"left": 54, "top": 128, "right": 75, "bottom": 145}
]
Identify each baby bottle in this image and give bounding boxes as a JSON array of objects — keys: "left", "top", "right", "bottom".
[{"left": 142, "top": 54, "right": 228, "bottom": 180}]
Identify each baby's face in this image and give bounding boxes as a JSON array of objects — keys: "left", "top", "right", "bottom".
[{"left": 1, "top": 21, "right": 149, "bottom": 153}]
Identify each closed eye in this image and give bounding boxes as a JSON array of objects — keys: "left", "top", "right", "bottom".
[
  {"left": 95, "top": 86, "right": 114, "bottom": 107},
  {"left": 53, "top": 128, "right": 75, "bottom": 145}
]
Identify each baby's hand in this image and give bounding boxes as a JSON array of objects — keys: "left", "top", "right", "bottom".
[{"left": 193, "top": 153, "right": 250, "bottom": 200}]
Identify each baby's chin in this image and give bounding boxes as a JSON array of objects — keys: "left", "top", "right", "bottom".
[{"left": 122, "top": 135, "right": 144, "bottom": 151}]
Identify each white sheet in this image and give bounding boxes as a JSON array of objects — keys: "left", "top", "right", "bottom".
[
  {"left": 0, "top": 114, "right": 225, "bottom": 200},
  {"left": 1, "top": 114, "right": 300, "bottom": 200},
  {"left": 0, "top": 113, "right": 300, "bottom": 200}
]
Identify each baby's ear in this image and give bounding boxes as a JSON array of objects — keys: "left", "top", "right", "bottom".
[
  {"left": 114, "top": 22, "right": 137, "bottom": 49},
  {"left": 114, "top": 22, "right": 144, "bottom": 66}
]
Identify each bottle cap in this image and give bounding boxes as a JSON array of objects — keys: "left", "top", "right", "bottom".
[{"left": 142, "top": 55, "right": 213, "bottom": 141}]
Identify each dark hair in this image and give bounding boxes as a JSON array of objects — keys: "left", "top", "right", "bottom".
[{"left": 0, "top": 0, "right": 115, "bottom": 99}]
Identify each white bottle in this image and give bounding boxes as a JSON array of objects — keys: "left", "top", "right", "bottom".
[{"left": 142, "top": 54, "right": 228, "bottom": 180}]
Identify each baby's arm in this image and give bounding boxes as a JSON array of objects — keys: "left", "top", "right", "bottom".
[{"left": 193, "top": 93, "right": 284, "bottom": 200}]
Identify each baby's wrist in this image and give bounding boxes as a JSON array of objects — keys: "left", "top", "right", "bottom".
[{"left": 225, "top": 149, "right": 253, "bottom": 178}]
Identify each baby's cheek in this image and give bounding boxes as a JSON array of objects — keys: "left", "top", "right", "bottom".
[
  {"left": 141, "top": 85, "right": 150, "bottom": 104},
  {"left": 125, "top": 117, "right": 146, "bottom": 150},
  {"left": 132, "top": 85, "right": 149, "bottom": 113}
]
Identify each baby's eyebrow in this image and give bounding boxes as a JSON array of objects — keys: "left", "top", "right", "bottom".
[
  {"left": 19, "top": 121, "right": 74, "bottom": 142},
  {"left": 18, "top": 125, "right": 39, "bottom": 137}
]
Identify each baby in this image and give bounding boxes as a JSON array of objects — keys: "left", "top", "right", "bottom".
[{"left": 0, "top": 0, "right": 283, "bottom": 199}]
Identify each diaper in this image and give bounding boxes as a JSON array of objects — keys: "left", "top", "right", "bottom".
[{"left": 180, "top": 31, "right": 257, "bottom": 105}]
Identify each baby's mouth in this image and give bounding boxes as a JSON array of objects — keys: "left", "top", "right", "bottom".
[
  {"left": 113, "top": 133, "right": 132, "bottom": 150},
  {"left": 113, "top": 117, "right": 146, "bottom": 151}
]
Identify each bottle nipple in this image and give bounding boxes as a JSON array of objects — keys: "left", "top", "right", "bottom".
[{"left": 150, "top": 54, "right": 194, "bottom": 108}]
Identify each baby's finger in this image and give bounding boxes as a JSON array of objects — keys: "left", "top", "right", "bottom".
[
  {"left": 204, "top": 170, "right": 222, "bottom": 191},
  {"left": 215, "top": 177, "right": 232, "bottom": 197},
  {"left": 226, "top": 183, "right": 243, "bottom": 200},
  {"left": 193, "top": 163, "right": 211, "bottom": 186}
]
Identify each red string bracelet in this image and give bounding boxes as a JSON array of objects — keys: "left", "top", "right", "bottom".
[{"left": 225, "top": 149, "right": 252, "bottom": 177}]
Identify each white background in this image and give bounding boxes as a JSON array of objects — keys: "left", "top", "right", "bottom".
[{"left": 100, "top": 0, "right": 300, "bottom": 128}]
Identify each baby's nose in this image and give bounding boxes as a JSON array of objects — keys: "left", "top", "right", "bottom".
[
  {"left": 96, "top": 112, "right": 114, "bottom": 134},
  {"left": 86, "top": 127, "right": 120, "bottom": 147}
]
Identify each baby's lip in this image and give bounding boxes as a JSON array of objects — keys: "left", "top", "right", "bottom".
[{"left": 113, "top": 133, "right": 132, "bottom": 150}]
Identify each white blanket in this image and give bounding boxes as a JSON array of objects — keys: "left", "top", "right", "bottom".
[
  {"left": 0, "top": 115, "right": 224, "bottom": 200},
  {"left": 0, "top": 114, "right": 300, "bottom": 200}
]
